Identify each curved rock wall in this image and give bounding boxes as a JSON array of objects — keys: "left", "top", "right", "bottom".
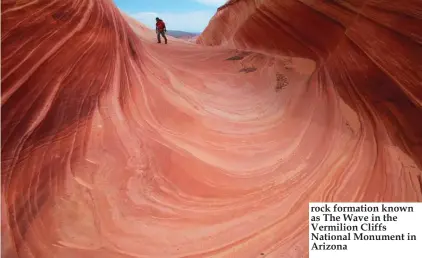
[{"left": 198, "top": 0, "right": 422, "bottom": 169}]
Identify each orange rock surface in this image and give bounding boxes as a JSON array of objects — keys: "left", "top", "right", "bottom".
[{"left": 2, "top": 0, "right": 422, "bottom": 257}]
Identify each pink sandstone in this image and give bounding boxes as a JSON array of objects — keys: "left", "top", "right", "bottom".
[{"left": 1, "top": 0, "right": 422, "bottom": 257}]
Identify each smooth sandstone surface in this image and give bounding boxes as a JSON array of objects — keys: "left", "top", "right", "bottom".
[{"left": 1, "top": 0, "right": 422, "bottom": 257}]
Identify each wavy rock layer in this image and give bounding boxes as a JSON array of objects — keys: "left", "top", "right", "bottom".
[{"left": 2, "top": 0, "right": 422, "bottom": 257}]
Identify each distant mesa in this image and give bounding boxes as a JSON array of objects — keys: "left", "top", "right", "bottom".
[{"left": 166, "top": 30, "right": 200, "bottom": 39}]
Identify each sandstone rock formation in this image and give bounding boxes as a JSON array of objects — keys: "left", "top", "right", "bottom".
[{"left": 1, "top": 0, "right": 422, "bottom": 257}]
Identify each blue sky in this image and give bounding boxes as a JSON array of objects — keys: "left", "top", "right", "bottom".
[{"left": 113, "top": 0, "right": 227, "bottom": 33}]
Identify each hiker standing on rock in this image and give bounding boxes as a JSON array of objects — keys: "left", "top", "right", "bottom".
[{"left": 155, "top": 17, "right": 168, "bottom": 44}]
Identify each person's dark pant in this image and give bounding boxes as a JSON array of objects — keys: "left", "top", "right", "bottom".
[{"left": 157, "top": 30, "right": 167, "bottom": 44}]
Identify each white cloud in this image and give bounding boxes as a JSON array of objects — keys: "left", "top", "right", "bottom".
[
  {"left": 130, "top": 11, "right": 215, "bottom": 32},
  {"left": 194, "top": 0, "right": 227, "bottom": 6}
]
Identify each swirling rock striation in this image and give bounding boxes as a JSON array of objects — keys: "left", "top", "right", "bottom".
[
  {"left": 2, "top": 0, "right": 422, "bottom": 257},
  {"left": 198, "top": 0, "right": 422, "bottom": 167}
]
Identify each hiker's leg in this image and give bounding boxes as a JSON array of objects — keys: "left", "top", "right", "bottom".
[
  {"left": 157, "top": 32, "right": 161, "bottom": 43},
  {"left": 162, "top": 32, "right": 168, "bottom": 44}
]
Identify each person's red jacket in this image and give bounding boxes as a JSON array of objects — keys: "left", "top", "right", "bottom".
[{"left": 156, "top": 20, "right": 166, "bottom": 31}]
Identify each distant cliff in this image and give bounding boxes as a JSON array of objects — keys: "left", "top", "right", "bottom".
[{"left": 166, "top": 30, "right": 200, "bottom": 39}]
